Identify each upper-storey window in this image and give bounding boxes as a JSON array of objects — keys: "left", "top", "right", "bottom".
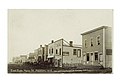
[
  {"left": 73, "top": 49, "right": 77, "bottom": 55},
  {"left": 77, "top": 49, "right": 81, "bottom": 57},
  {"left": 52, "top": 48, "right": 53, "bottom": 54},
  {"left": 97, "top": 36, "right": 100, "bottom": 45},
  {"left": 84, "top": 39, "right": 87, "bottom": 48},
  {"left": 90, "top": 38, "right": 93, "bottom": 47},
  {"left": 49, "top": 49, "right": 50, "bottom": 54},
  {"left": 59, "top": 48, "right": 61, "bottom": 55},
  {"left": 56, "top": 49, "right": 58, "bottom": 54}
]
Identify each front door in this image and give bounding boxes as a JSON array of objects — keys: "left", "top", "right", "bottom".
[
  {"left": 86, "top": 53, "right": 89, "bottom": 64},
  {"left": 58, "top": 59, "right": 61, "bottom": 67}
]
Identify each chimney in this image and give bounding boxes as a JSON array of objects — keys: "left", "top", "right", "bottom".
[
  {"left": 69, "top": 41, "right": 73, "bottom": 47},
  {"left": 40, "top": 45, "right": 42, "bottom": 47},
  {"left": 51, "top": 40, "right": 54, "bottom": 43}
]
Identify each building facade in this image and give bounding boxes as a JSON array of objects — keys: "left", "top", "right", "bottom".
[
  {"left": 44, "top": 45, "right": 48, "bottom": 61},
  {"left": 20, "top": 55, "right": 27, "bottom": 63},
  {"left": 12, "top": 57, "right": 22, "bottom": 64},
  {"left": 81, "top": 26, "right": 112, "bottom": 68},
  {"left": 48, "top": 39, "right": 82, "bottom": 67},
  {"left": 12, "top": 55, "right": 27, "bottom": 64},
  {"left": 37, "top": 45, "right": 44, "bottom": 62},
  {"left": 28, "top": 53, "right": 37, "bottom": 63},
  {"left": 35, "top": 45, "right": 48, "bottom": 63}
]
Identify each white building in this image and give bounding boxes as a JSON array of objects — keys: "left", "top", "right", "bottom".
[
  {"left": 28, "top": 53, "right": 37, "bottom": 63},
  {"left": 12, "top": 55, "right": 27, "bottom": 64},
  {"left": 12, "top": 57, "right": 22, "bottom": 64},
  {"left": 48, "top": 39, "right": 82, "bottom": 67},
  {"left": 20, "top": 55, "right": 27, "bottom": 63}
]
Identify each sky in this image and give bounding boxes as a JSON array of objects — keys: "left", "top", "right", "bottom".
[{"left": 8, "top": 9, "right": 113, "bottom": 62}]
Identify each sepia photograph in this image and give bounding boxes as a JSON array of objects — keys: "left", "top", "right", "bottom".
[{"left": 8, "top": 9, "right": 113, "bottom": 73}]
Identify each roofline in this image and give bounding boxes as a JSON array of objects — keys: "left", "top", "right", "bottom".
[
  {"left": 48, "top": 38, "right": 81, "bottom": 48},
  {"left": 63, "top": 45, "right": 82, "bottom": 48},
  {"left": 48, "top": 38, "right": 63, "bottom": 45},
  {"left": 81, "top": 26, "right": 109, "bottom": 35},
  {"left": 20, "top": 55, "right": 27, "bottom": 57}
]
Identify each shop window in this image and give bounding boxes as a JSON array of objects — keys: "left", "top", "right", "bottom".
[
  {"left": 99, "top": 53, "right": 103, "bottom": 62},
  {"left": 87, "top": 53, "right": 89, "bottom": 61},
  {"left": 91, "top": 53, "right": 93, "bottom": 62},
  {"left": 95, "top": 52, "right": 98, "bottom": 61}
]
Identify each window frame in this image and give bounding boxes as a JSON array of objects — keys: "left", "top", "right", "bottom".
[
  {"left": 99, "top": 52, "right": 103, "bottom": 62},
  {"left": 90, "top": 37, "right": 94, "bottom": 47},
  {"left": 86, "top": 53, "right": 89, "bottom": 61},
  {"left": 52, "top": 48, "right": 53, "bottom": 54},
  {"left": 56, "top": 49, "right": 58, "bottom": 54},
  {"left": 84, "top": 39, "right": 87, "bottom": 48},
  {"left": 59, "top": 48, "right": 61, "bottom": 55},
  {"left": 95, "top": 52, "right": 98, "bottom": 61},
  {"left": 49, "top": 49, "right": 51, "bottom": 54},
  {"left": 96, "top": 35, "right": 100, "bottom": 45},
  {"left": 63, "top": 52, "right": 69, "bottom": 56},
  {"left": 90, "top": 52, "right": 94, "bottom": 62},
  {"left": 77, "top": 49, "right": 81, "bottom": 57},
  {"left": 73, "top": 49, "right": 77, "bottom": 55}
]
